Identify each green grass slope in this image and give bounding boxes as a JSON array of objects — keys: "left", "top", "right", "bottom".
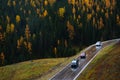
[
  {"left": 77, "top": 42, "right": 120, "bottom": 80},
  {"left": 0, "top": 58, "right": 67, "bottom": 80},
  {"left": 0, "top": 49, "right": 82, "bottom": 80}
]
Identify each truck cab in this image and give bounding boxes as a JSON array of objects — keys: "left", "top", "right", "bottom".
[{"left": 71, "top": 59, "right": 79, "bottom": 69}]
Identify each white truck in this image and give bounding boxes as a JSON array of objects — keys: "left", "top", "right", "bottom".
[
  {"left": 71, "top": 59, "right": 79, "bottom": 69},
  {"left": 95, "top": 41, "right": 102, "bottom": 49}
]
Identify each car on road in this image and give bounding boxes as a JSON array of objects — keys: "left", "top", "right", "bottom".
[
  {"left": 71, "top": 59, "right": 79, "bottom": 69},
  {"left": 95, "top": 41, "right": 102, "bottom": 49},
  {"left": 80, "top": 52, "right": 86, "bottom": 59}
]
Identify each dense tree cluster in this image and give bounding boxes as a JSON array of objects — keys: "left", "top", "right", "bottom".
[{"left": 0, "top": 0, "right": 120, "bottom": 66}]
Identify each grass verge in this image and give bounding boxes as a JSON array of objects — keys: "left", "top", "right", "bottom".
[
  {"left": 77, "top": 42, "right": 120, "bottom": 80},
  {"left": 0, "top": 58, "right": 66, "bottom": 80},
  {"left": 0, "top": 48, "right": 84, "bottom": 80}
]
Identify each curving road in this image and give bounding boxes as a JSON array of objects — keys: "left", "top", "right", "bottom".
[{"left": 50, "top": 39, "right": 119, "bottom": 80}]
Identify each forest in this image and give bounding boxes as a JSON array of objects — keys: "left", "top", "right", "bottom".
[{"left": 0, "top": 0, "right": 120, "bottom": 66}]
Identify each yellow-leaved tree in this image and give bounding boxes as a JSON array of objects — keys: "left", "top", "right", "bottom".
[
  {"left": 67, "top": 21, "right": 75, "bottom": 40},
  {"left": 28, "top": 42, "right": 32, "bottom": 52},
  {"left": 43, "top": 10, "right": 48, "bottom": 17},
  {"left": 7, "top": 0, "right": 11, "bottom": 7},
  {"left": 59, "top": 7, "right": 65, "bottom": 17},
  {"left": 16, "top": 15, "right": 21, "bottom": 23},
  {"left": 84, "top": 0, "right": 89, "bottom": 6},
  {"left": 30, "top": 0, "right": 36, "bottom": 7},
  {"left": 6, "top": 24, "right": 11, "bottom": 33},
  {"left": 105, "top": 11, "right": 109, "bottom": 19},
  {"left": 72, "top": 7, "right": 76, "bottom": 14},
  {"left": 44, "top": 0, "right": 48, "bottom": 6},
  {"left": 10, "top": 23, "right": 15, "bottom": 32},
  {"left": 96, "top": 5, "right": 100, "bottom": 12},
  {"left": 36, "top": 8, "right": 40, "bottom": 15},
  {"left": 25, "top": 24, "right": 31, "bottom": 40},
  {"left": 17, "top": 36, "right": 24, "bottom": 48},
  {"left": 87, "top": 13, "right": 92, "bottom": 21},
  {"left": 99, "top": 17, "right": 104, "bottom": 29},
  {"left": 105, "top": 0, "right": 111, "bottom": 8},
  {"left": 71, "top": 0, "right": 75, "bottom": 5},
  {"left": 13, "top": 1, "right": 16, "bottom": 6},
  {"left": 24, "top": 24, "right": 32, "bottom": 53},
  {"left": 6, "top": 15, "right": 10, "bottom": 23}
]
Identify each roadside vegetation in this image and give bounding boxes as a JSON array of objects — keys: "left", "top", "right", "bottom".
[
  {"left": 0, "top": 48, "right": 83, "bottom": 80},
  {"left": 77, "top": 42, "right": 120, "bottom": 80},
  {"left": 0, "top": 0, "right": 120, "bottom": 66},
  {"left": 0, "top": 58, "right": 66, "bottom": 80}
]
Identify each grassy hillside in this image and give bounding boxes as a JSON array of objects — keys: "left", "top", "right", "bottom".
[
  {"left": 0, "top": 58, "right": 67, "bottom": 80},
  {"left": 0, "top": 49, "right": 82, "bottom": 80},
  {"left": 1, "top": 0, "right": 120, "bottom": 66},
  {"left": 77, "top": 42, "right": 120, "bottom": 80}
]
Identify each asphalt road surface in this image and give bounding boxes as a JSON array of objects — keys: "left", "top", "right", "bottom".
[{"left": 50, "top": 39, "right": 119, "bottom": 80}]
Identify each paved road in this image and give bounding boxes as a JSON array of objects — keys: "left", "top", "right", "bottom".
[{"left": 50, "top": 39, "right": 119, "bottom": 80}]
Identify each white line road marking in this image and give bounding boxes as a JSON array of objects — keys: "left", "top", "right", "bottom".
[
  {"left": 50, "top": 38, "right": 120, "bottom": 80},
  {"left": 50, "top": 44, "right": 94, "bottom": 80},
  {"left": 73, "top": 49, "right": 100, "bottom": 80},
  {"left": 73, "top": 39, "right": 120, "bottom": 80}
]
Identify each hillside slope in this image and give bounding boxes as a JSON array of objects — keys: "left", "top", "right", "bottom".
[
  {"left": 0, "top": 50, "right": 81, "bottom": 80},
  {"left": 0, "top": 58, "right": 67, "bottom": 80},
  {"left": 77, "top": 42, "right": 120, "bottom": 80}
]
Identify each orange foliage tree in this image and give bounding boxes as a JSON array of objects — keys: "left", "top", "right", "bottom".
[{"left": 67, "top": 21, "right": 75, "bottom": 40}]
